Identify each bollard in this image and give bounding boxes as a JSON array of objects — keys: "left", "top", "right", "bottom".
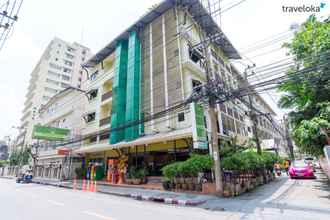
[
  {"left": 82, "top": 179, "right": 86, "bottom": 191},
  {"left": 73, "top": 178, "right": 77, "bottom": 190}
]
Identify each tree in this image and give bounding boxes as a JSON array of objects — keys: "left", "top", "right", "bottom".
[
  {"left": 279, "top": 15, "right": 330, "bottom": 156},
  {"left": 8, "top": 147, "right": 31, "bottom": 166},
  {"left": 292, "top": 102, "right": 330, "bottom": 156}
]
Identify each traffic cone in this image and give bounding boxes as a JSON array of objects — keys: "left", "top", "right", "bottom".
[
  {"left": 89, "top": 180, "right": 94, "bottom": 192},
  {"left": 94, "top": 180, "right": 97, "bottom": 192},
  {"left": 73, "top": 178, "right": 77, "bottom": 190},
  {"left": 82, "top": 179, "right": 86, "bottom": 191},
  {"left": 87, "top": 180, "right": 90, "bottom": 191}
]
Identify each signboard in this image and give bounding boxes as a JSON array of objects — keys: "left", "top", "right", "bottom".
[
  {"left": 32, "top": 125, "right": 70, "bottom": 141},
  {"left": 57, "top": 148, "right": 70, "bottom": 155},
  {"left": 191, "top": 102, "right": 208, "bottom": 149}
]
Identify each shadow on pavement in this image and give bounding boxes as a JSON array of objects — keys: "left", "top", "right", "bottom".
[{"left": 202, "top": 173, "right": 330, "bottom": 218}]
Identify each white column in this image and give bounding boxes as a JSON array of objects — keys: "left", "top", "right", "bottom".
[
  {"left": 162, "top": 15, "right": 170, "bottom": 128},
  {"left": 175, "top": 7, "right": 185, "bottom": 100},
  {"left": 149, "top": 24, "right": 155, "bottom": 132}
]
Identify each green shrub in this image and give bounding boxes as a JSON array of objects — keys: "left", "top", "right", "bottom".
[
  {"left": 161, "top": 154, "right": 213, "bottom": 180},
  {"left": 221, "top": 150, "right": 283, "bottom": 172}
]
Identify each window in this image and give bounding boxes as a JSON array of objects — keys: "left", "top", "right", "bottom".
[
  {"left": 90, "top": 70, "right": 99, "bottom": 81},
  {"left": 87, "top": 89, "right": 98, "bottom": 100},
  {"left": 178, "top": 112, "right": 185, "bottom": 122},
  {"left": 219, "top": 103, "right": 226, "bottom": 113},
  {"left": 44, "top": 87, "right": 57, "bottom": 93},
  {"left": 46, "top": 78, "right": 59, "bottom": 86},
  {"left": 58, "top": 44, "right": 61, "bottom": 47},
  {"left": 78, "top": 77, "right": 82, "bottom": 82},
  {"left": 64, "top": 60, "right": 73, "bottom": 67},
  {"left": 82, "top": 57, "right": 85, "bottom": 62},
  {"left": 65, "top": 53, "right": 74, "bottom": 59},
  {"left": 61, "top": 75, "right": 71, "bottom": 81},
  {"left": 82, "top": 50, "right": 86, "bottom": 55},
  {"left": 67, "top": 47, "right": 75, "bottom": 52},
  {"left": 99, "top": 133, "right": 109, "bottom": 141},
  {"left": 233, "top": 110, "right": 239, "bottom": 120},
  {"left": 63, "top": 68, "right": 72, "bottom": 74},
  {"left": 85, "top": 112, "right": 96, "bottom": 123},
  {"left": 42, "top": 96, "right": 50, "bottom": 101},
  {"left": 49, "top": 62, "right": 62, "bottom": 70},
  {"left": 47, "top": 71, "right": 60, "bottom": 78},
  {"left": 55, "top": 58, "right": 58, "bottom": 61},
  {"left": 192, "top": 79, "right": 202, "bottom": 93},
  {"left": 61, "top": 82, "right": 70, "bottom": 88},
  {"left": 189, "top": 46, "right": 203, "bottom": 64},
  {"left": 227, "top": 107, "right": 233, "bottom": 117}
]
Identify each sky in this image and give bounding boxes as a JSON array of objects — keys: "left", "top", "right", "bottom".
[{"left": 0, "top": 0, "right": 329, "bottom": 140}]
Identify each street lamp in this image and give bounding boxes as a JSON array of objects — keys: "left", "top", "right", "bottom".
[{"left": 30, "top": 143, "right": 39, "bottom": 176}]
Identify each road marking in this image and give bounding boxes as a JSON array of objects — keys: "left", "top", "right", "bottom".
[
  {"left": 83, "top": 210, "right": 116, "bottom": 220},
  {"left": 47, "top": 199, "right": 64, "bottom": 207}
]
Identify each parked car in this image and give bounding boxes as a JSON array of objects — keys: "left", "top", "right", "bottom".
[
  {"left": 289, "top": 161, "right": 315, "bottom": 179},
  {"left": 304, "top": 157, "right": 318, "bottom": 171}
]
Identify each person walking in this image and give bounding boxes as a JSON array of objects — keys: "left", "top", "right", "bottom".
[{"left": 284, "top": 160, "right": 290, "bottom": 176}]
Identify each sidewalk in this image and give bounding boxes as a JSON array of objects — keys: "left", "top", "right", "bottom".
[{"left": 32, "top": 178, "right": 213, "bottom": 207}]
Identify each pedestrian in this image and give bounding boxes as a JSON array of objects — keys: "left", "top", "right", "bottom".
[
  {"left": 284, "top": 160, "right": 290, "bottom": 176},
  {"left": 274, "top": 161, "right": 281, "bottom": 176}
]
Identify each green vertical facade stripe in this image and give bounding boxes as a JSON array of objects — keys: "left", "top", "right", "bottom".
[
  {"left": 110, "top": 40, "right": 128, "bottom": 144},
  {"left": 125, "top": 31, "right": 143, "bottom": 141}
]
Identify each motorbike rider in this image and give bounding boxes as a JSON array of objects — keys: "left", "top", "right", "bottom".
[
  {"left": 274, "top": 161, "right": 281, "bottom": 176},
  {"left": 284, "top": 160, "right": 290, "bottom": 175}
]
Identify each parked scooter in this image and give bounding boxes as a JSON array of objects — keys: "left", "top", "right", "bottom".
[{"left": 16, "top": 169, "right": 33, "bottom": 184}]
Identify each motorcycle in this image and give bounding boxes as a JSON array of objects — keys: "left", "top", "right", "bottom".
[
  {"left": 16, "top": 171, "right": 33, "bottom": 184},
  {"left": 275, "top": 168, "right": 282, "bottom": 177}
]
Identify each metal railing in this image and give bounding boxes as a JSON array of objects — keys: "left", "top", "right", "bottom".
[
  {"left": 101, "top": 91, "right": 112, "bottom": 101},
  {"left": 99, "top": 116, "right": 111, "bottom": 127}
]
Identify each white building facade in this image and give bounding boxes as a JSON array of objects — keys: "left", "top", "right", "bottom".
[
  {"left": 17, "top": 37, "right": 92, "bottom": 149},
  {"left": 34, "top": 87, "right": 88, "bottom": 180}
]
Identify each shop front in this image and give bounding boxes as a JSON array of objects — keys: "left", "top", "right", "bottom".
[{"left": 75, "top": 128, "right": 195, "bottom": 186}]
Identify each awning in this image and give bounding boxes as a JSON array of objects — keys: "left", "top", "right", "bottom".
[{"left": 75, "top": 127, "right": 192, "bottom": 154}]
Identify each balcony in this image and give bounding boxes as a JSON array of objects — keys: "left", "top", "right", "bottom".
[
  {"left": 101, "top": 91, "right": 112, "bottom": 102},
  {"left": 99, "top": 116, "right": 111, "bottom": 127}
]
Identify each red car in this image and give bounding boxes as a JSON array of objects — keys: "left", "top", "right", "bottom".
[{"left": 289, "top": 161, "right": 316, "bottom": 179}]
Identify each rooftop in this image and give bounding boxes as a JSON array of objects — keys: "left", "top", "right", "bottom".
[{"left": 84, "top": 0, "right": 240, "bottom": 68}]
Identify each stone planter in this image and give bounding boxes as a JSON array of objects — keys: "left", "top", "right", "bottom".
[
  {"left": 195, "top": 183, "right": 202, "bottom": 192},
  {"left": 202, "top": 182, "right": 216, "bottom": 194},
  {"left": 181, "top": 183, "right": 188, "bottom": 190},
  {"left": 132, "top": 178, "right": 142, "bottom": 185}
]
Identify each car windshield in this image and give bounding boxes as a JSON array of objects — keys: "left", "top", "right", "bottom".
[
  {"left": 293, "top": 161, "right": 307, "bottom": 168},
  {"left": 304, "top": 157, "right": 314, "bottom": 161}
]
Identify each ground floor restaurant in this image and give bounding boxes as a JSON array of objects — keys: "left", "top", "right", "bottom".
[{"left": 77, "top": 138, "right": 202, "bottom": 185}]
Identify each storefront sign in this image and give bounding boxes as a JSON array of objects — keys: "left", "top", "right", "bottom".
[
  {"left": 32, "top": 125, "right": 70, "bottom": 141},
  {"left": 191, "top": 102, "right": 208, "bottom": 149},
  {"left": 57, "top": 148, "right": 70, "bottom": 155}
]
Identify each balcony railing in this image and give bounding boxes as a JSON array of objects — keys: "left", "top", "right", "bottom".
[
  {"left": 99, "top": 116, "right": 111, "bottom": 127},
  {"left": 101, "top": 91, "right": 113, "bottom": 101}
]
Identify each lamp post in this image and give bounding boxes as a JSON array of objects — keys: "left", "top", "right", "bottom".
[{"left": 31, "top": 143, "right": 39, "bottom": 177}]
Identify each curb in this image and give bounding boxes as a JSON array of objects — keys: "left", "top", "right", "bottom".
[
  {"left": 0, "top": 176, "right": 14, "bottom": 179},
  {"left": 32, "top": 181, "right": 205, "bottom": 207}
]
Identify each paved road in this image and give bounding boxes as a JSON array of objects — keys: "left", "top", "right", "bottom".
[{"left": 0, "top": 171, "right": 329, "bottom": 220}]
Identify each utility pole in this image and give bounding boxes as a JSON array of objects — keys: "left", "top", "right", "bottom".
[
  {"left": 198, "top": 34, "right": 223, "bottom": 195},
  {"left": 283, "top": 115, "right": 295, "bottom": 160},
  {"left": 244, "top": 67, "right": 262, "bottom": 154}
]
